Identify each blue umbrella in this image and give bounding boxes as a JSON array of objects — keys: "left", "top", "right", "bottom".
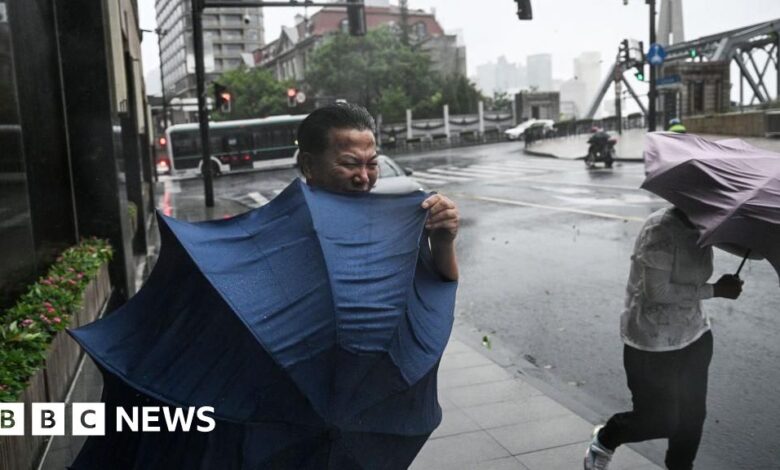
[{"left": 68, "top": 179, "right": 457, "bottom": 469}]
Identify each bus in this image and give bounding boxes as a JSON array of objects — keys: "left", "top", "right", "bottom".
[{"left": 163, "top": 114, "right": 307, "bottom": 177}]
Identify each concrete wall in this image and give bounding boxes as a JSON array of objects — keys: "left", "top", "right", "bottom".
[{"left": 685, "top": 111, "right": 766, "bottom": 137}]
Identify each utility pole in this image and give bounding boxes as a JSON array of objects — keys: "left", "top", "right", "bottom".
[
  {"left": 140, "top": 28, "right": 169, "bottom": 132},
  {"left": 156, "top": 28, "right": 169, "bottom": 131},
  {"left": 647, "top": 0, "right": 658, "bottom": 131},
  {"left": 192, "top": 0, "right": 214, "bottom": 207}
]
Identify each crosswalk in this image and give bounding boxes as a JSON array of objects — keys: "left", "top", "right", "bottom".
[{"left": 409, "top": 160, "right": 563, "bottom": 187}]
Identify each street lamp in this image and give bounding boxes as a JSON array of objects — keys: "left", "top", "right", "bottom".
[
  {"left": 141, "top": 28, "right": 170, "bottom": 132},
  {"left": 623, "top": 0, "right": 658, "bottom": 132}
]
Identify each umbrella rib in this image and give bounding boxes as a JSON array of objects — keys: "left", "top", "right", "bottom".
[{"left": 699, "top": 161, "right": 779, "bottom": 244}]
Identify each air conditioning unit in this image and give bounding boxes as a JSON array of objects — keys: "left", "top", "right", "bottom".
[{"left": 766, "top": 111, "right": 780, "bottom": 137}]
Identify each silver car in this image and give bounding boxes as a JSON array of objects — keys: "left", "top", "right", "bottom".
[{"left": 372, "top": 155, "right": 425, "bottom": 194}]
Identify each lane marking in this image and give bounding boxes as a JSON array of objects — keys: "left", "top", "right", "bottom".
[
  {"left": 455, "top": 194, "right": 646, "bottom": 222},
  {"left": 412, "top": 176, "right": 449, "bottom": 186},
  {"left": 247, "top": 191, "right": 269, "bottom": 206},
  {"left": 416, "top": 170, "right": 473, "bottom": 181}
]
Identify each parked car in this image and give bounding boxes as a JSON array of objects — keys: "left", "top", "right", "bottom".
[
  {"left": 372, "top": 155, "right": 425, "bottom": 194},
  {"left": 526, "top": 120, "right": 557, "bottom": 138},
  {"left": 504, "top": 119, "right": 540, "bottom": 140}
]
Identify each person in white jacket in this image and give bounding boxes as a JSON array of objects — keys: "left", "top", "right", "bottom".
[{"left": 584, "top": 206, "right": 743, "bottom": 470}]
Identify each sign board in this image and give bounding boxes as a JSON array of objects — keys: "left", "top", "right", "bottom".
[
  {"left": 647, "top": 43, "right": 667, "bottom": 66},
  {"left": 656, "top": 75, "right": 681, "bottom": 86},
  {"left": 295, "top": 91, "right": 307, "bottom": 104}
]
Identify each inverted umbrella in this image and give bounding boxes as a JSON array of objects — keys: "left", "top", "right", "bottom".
[
  {"left": 69, "top": 179, "right": 457, "bottom": 469},
  {"left": 641, "top": 132, "right": 780, "bottom": 278}
]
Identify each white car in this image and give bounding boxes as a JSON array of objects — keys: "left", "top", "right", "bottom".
[
  {"left": 504, "top": 119, "right": 540, "bottom": 140},
  {"left": 372, "top": 155, "right": 425, "bottom": 194}
]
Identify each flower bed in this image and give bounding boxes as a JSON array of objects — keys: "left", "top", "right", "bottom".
[
  {"left": 0, "top": 238, "right": 112, "bottom": 469},
  {"left": 0, "top": 238, "right": 112, "bottom": 402}
]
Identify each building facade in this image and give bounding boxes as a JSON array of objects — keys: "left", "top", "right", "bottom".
[
  {"left": 1, "top": 0, "right": 155, "bottom": 309},
  {"left": 515, "top": 91, "right": 560, "bottom": 121},
  {"left": 255, "top": 1, "right": 465, "bottom": 84},
  {"left": 155, "top": 0, "right": 264, "bottom": 121}
]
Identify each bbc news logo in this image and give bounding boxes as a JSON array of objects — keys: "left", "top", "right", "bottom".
[{"left": 0, "top": 403, "right": 215, "bottom": 436}]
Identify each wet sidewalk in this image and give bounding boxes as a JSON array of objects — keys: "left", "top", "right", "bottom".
[
  {"left": 524, "top": 129, "right": 780, "bottom": 162},
  {"left": 410, "top": 336, "right": 662, "bottom": 470}
]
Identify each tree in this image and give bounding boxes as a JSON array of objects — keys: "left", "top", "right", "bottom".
[
  {"left": 305, "top": 27, "right": 435, "bottom": 118},
  {"left": 210, "top": 67, "right": 294, "bottom": 121}
]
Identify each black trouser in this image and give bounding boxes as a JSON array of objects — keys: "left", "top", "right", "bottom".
[{"left": 599, "top": 331, "right": 713, "bottom": 470}]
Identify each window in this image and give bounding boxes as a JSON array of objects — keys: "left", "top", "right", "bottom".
[
  {"left": 224, "top": 44, "right": 243, "bottom": 53},
  {"left": 414, "top": 22, "right": 427, "bottom": 39},
  {"left": 340, "top": 18, "right": 349, "bottom": 34},
  {"left": 690, "top": 82, "right": 704, "bottom": 114},
  {"left": 223, "top": 29, "right": 243, "bottom": 40}
]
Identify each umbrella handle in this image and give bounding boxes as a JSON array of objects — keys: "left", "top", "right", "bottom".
[{"left": 735, "top": 249, "right": 751, "bottom": 277}]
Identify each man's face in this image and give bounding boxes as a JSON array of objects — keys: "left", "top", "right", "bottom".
[{"left": 303, "top": 128, "right": 378, "bottom": 193}]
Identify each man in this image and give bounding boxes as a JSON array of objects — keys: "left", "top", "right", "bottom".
[{"left": 297, "top": 103, "right": 459, "bottom": 281}]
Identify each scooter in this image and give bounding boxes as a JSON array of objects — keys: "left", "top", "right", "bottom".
[{"left": 585, "top": 132, "right": 617, "bottom": 169}]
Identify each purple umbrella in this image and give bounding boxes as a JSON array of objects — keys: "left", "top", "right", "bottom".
[{"left": 641, "top": 132, "right": 780, "bottom": 279}]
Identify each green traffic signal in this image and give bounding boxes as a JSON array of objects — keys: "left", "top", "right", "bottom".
[
  {"left": 689, "top": 48, "right": 698, "bottom": 58},
  {"left": 635, "top": 72, "right": 645, "bottom": 81}
]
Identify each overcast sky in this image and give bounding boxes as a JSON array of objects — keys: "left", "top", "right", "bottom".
[{"left": 138, "top": 0, "right": 780, "bottom": 95}]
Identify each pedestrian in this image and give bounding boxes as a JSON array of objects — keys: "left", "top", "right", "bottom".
[
  {"left": 584, "top": 206, "right": 743, "bottom": 470},
  {"left": 297, "top": 102, "right": 459, "bottom": 281}
]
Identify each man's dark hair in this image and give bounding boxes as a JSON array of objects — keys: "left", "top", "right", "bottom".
[{"left": 297, "top": 103, "right": 376, "bottom": 157}]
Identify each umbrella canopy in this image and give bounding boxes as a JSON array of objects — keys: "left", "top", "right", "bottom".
[
  {"left": 69, "top": 179, "right": 457, "bottom": 469},
  {"left": 641, "top": 132, "right": 780, "bottom": 278}
]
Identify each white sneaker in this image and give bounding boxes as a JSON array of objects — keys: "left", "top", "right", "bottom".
[{"left": 583, "top": 425, "right": 613, "bottom": 470}]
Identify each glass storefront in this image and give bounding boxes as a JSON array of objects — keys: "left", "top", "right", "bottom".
[{"left": 0, "top": 1, "right": 37, "bottom": 309}]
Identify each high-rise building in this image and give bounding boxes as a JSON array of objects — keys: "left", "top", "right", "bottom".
[
  {"left": 658, "top": 0, "right": 685, "bottom": 47},
  {"left": 155, "top": 0, "right": 264, "bottom": 114},
  {"left": 475, "top": 56, "right": 526, "bottom": 95},
  {"left": 573, "top": 51, "right": 601, "bottom": 115},
  {"left": 526, "top": 53, "right": 552, "bottom": 91}
]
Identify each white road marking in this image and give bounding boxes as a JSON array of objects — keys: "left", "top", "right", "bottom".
[
  {"left": 247, "top": 191, "right": 269, "bottom": 206},
  {"left": 415, "top": 170, "right": 473, "bottom": 182},
  {"left": 457, "top": 194, "right": 646, "bottom": 222}
]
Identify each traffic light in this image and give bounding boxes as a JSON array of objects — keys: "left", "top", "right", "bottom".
[
  {"left": 634, "top": 63, "right": 646, "bottom": 81},
  {"left": 287, "top": 88, "right": 298, "bottom": 107},
  {"left": 213, "top": 82, "right": 231, "bottom": 113},
  {"left": 620, "top": 39, "right": 630, "bottom": 64},
  {"left": 158, "top": 136, "right": 167, "bottom": 147},
  {"left": 346, "top": 0, "right": 366, "bottom": 36},
  {"left": 514, "top": 0, "right": 533, "bottom": 20},
  {"left": 689, "top": 48, "right": 698, "bottom": 59}
]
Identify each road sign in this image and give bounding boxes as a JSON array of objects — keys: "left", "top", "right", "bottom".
[
  {"left": 656, "top": 75, "right": 681, "bottom": 86},
  {"left": 647, "top": 43, "right": 667, "bottom": 66},
  {"left": 295, "top": 91, "right": 307, "bottom": 104}
]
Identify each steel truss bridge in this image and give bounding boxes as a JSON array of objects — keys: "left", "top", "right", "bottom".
[{"left": 587, "top": 18, "right": 780, "bottom": 119}]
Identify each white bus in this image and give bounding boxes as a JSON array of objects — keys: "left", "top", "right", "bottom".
[{"left": 162, "top": 114, "right": 307, "bottom": 176}]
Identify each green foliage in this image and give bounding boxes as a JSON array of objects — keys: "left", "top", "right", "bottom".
[
  {"left": 0, "top": 238, "right": 112, "bottom": 402},
  {"left": 210, "top": 67, "right": 295, "bottom": 121},
  {"left": 486, "top": 91, "right": 513, "bottom": 112},
  {"left": 306, "top": 27, "right": 483, "bottom": 122}
]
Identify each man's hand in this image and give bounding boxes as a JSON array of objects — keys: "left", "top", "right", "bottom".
[
  {"left": 713, "top": 274, "right": 743, "bottom": 299},
  {"left": 421, "top": 194, "right": 459, "bottom": 242},
  {"left": 421, "top": 194, "right": 459, "bottom": 281}
]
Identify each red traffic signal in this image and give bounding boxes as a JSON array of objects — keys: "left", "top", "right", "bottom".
[
  {"left": 213, "top": 82, "right": 232, "bottom": 113},
  {"left": 287, "top": 88, "right": 298, "bottom": 107},
  {"left": 158, "top": 136, "right": 167, "bottom": 147}
]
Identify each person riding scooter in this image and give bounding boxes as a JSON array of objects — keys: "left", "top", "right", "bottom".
[
  {"left": 667, "top": 118, "right": 687, "bottom": 133},
  {"left": 586, "top": 126, "right": 616, "bottom": 169}
]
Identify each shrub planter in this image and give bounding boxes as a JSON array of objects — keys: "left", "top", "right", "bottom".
[{"left": 0, "top": 256, "right": 111, "bottom": 470}]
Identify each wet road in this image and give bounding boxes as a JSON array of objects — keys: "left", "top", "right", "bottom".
[{"left": 161, "top": 140, "right": 780, "bottom": 469}]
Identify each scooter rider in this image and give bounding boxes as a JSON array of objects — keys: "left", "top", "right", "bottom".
[{"left": 667, "top": 118, "right": 687, "bottom": 133}]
